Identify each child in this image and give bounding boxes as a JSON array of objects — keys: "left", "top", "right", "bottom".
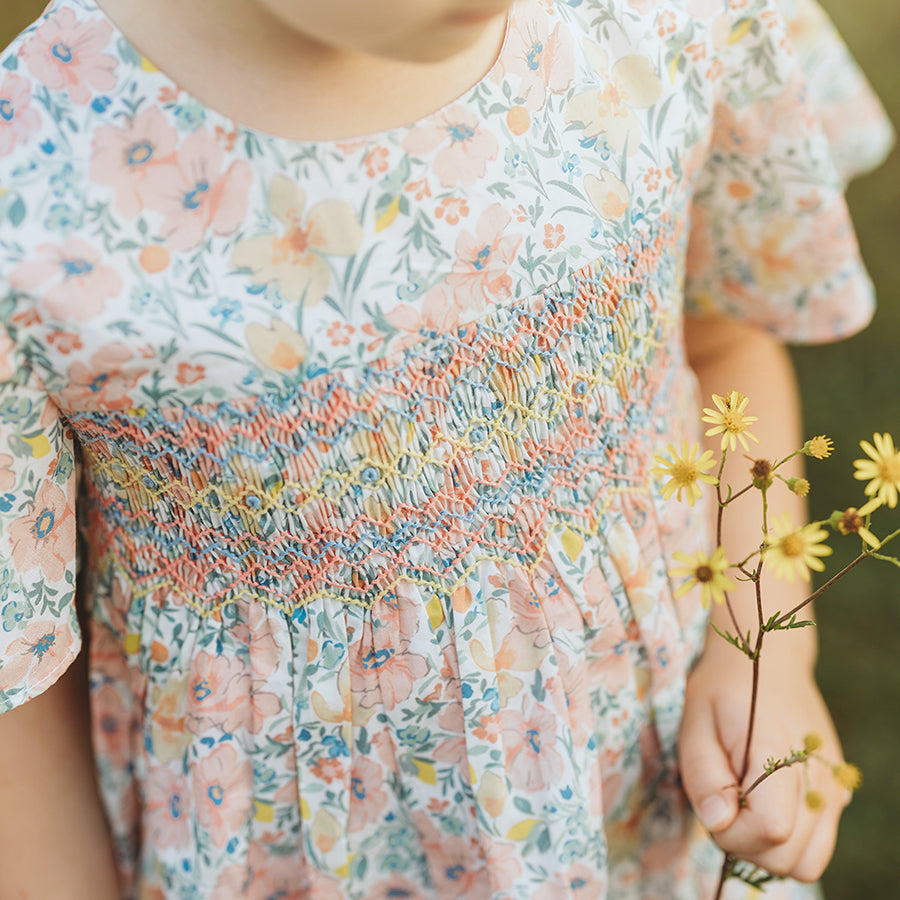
[{"left": 0, "top": 0, "right": 892, "bottom": 897}]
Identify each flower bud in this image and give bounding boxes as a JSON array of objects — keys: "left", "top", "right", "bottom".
[
  {"left": 787, "top": 477, "right": 810, "bottom": 497},
  {"left": 804, "top": 790, "right": 826, "bottom": 812},
  {"left": 804, "top": 435, "right": 833, "bottom": 459},
  {"left": 749, "top": 458, "right": 773, "bottom": 490},
  {"left": 803, "top": 733, "right": 823, "bottom": 753},
  {"left": 833, "top": 762, "right": 862, "bottom": 792}
]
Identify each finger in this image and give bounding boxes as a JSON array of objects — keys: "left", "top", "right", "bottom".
[
  {"left": 678, "top": 693, "right": 741, "bottom": 834},
  {"left": 787, "top": 771, "right": 846, "bottom": 883},
  {"left": 789, "top": 806, "right": 840, "bottom": 884},
  {"left": 712, "top": 748, "right": 806, "bottom": 863}
]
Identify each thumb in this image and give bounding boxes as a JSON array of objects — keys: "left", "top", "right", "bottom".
[{"left": 678, "top": 694, "right": 741, "bottom": 834}]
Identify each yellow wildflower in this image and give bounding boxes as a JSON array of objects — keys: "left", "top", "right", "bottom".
[
  {"left": 853, "top": 432, "right": 900, "bottom": 508},
  {"left": 836, "top": 501, "right": 881, "bottom": 550},
  {"left": 764, "top": 513, "right": 832, "bottom": 583},
  {"left": 805, "top": 436, "right": 833, "bottom": 459},
  {"left": 701, "top": 391, "right": 759, "bottom": 452},
  {"left": 670, "top": 546, "right": 735, "bottom": 609},
  {"left": 650, "top": 440, "right": 718, "bottom": 506},
  {"left": 804, "top": 790, "right": 826, "bottom": 812},
  {"left": 833, "top": 762, "right": 862, "bottom": 792},
  {"left": 803, "top": 733, "right": 823, "bottom": 753}
]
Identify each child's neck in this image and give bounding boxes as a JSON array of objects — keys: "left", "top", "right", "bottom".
[{"left": 94, "top": 0, "right": 508, "bottom": 142}]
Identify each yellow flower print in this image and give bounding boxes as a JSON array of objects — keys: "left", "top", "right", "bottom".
[
  {"left": 245, "top": 318, "right": 307, "bottom": 372},
  {"left": 584, "top": 170, "right": 630, "bottom": 220},
  {"left": 564, "top": 43, "right": 662, "bottom": 156},
  {"left": 231, "top": 175, "right": 362, "bottom": 305}
]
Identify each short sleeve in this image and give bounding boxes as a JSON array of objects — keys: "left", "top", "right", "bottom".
[
  {"left": 684, "top": 0, "right": 895, "bottom": 343},
  {"left": 0, "top": 315, "right": 80, "bottom": 714}
]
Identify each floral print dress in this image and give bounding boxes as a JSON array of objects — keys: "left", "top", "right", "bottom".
[{"left": 0, "top": 0, "right": 892, "bottom": 898}]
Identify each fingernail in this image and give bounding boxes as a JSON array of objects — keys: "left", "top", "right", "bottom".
[{"left": 698, "top": 794, "right": 730, "bottom": 831}]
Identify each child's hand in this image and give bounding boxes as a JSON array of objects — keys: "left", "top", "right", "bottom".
[{"left": 678, "top": 640, "right": 850, "bottom": 883}]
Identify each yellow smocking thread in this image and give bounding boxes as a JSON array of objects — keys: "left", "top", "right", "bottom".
[{"left": 93, "top": 486, "right": 640, "bottom": 620}]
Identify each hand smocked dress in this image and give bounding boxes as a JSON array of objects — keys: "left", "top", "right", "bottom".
[{"left": 0, "top": 0, "right": 893, "bottom": 897}]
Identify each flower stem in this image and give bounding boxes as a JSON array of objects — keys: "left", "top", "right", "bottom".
[
  {"left": 770, "top": 552, "right": 869, "bottom": 629},
  {"left": 742, "top": 755, "right": 807, "bottom": 800}
]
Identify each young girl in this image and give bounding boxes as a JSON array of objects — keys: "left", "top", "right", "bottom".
[{"left": 0, "top": 0, "right": 892, "bottom": 897}]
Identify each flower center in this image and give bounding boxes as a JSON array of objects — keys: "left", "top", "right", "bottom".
[
  {"left": 695, "top": 564, "right": 714, "bottom": 583},
  {"left": 182, "top": 181, "right": 209, "bottom": 210},
  {"left": 878, "top": 454, "right": 900, "bottom": 483},
  {"left": 526, "top": 42, "right": 544, "bottom": 71},
  {"left": 0, "top": 100, "right": 14, "bottom": 122},
  {"left": 447, "top": 122, "right": 475, "bottom": 144},
  {"left": 839, "top": 510, "right": 863, "bottom": 534},
  {"left": 781, "top": 533, "right": 806, "bottom": 558},
  {"left": 722, "top": 410, "right": 747, "bottom": 433},
  {"left": 672, "top": 460, "right": 700, "bottom": 484},
  {"left": 51, "top": 42, "right": 73, "bottom": 63},
  {"left": 127, "top": 141, "right": 154, "bottom": 167}
]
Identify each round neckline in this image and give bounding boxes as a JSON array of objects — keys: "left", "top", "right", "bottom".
[{"left": 85, "top": 0, "right": 516, "bottom": 151}]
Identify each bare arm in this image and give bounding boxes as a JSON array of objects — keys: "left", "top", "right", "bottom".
[
  {"left": 678, "top": 314, "right": 848, "bottom": 882},
  {"left": 0, "top": 651, "right": 121, "bottom": 900}
]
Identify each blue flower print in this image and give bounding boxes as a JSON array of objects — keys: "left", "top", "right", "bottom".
[{"left": 211, "top": 298, "right": 243, "bottom": 326}]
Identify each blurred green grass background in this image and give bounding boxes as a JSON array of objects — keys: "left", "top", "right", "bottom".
[{"left": 2, "top": 0, "right": 898, "bottom": 896}]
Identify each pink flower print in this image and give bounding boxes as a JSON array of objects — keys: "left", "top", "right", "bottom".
[
  {"left": 92, "top": 681, "right": 135, "bottom": 769},
  {"left": 310, "top": 756, "right": 346, "bottom": 785},
  {"left": 0, "top": 328, "right": 13, "bottom": 382},
  {"left": 59, "top": 343, "right": 146, "bottom": 412},
  {"left": 140, "top": 129, "right": 252, "bottom": 251},
  {"left": 365, "top": 146, "right": 390, "bottom": 178},
  {"left": 350, "top": 623, "right": 429, "bottom": 712},
  {"left": 543, "top": 223, "right": 564, "bottom": 250},
  {"left": 326, "top": 321, "right": 354, "bottom": 346},
  {"left": 233, "top": 598, "right": 285, "bottom": 682},
  {"left": 46, "top": 330, "right": 83, "bottom": 354},
  {"left": 0, "top": 620, "right": 77, "bottom": 696},
  {"left": 496, "top": 9, "right": 575, "bottom": 111},
  {"left": 193, "top": 743, "right": 254, "bottom": 847},
  {"left": 444, "top": 204, "right": 522, "bottom": 312},
  {"left": 404, "top": 178, "right": 431, "bottom": 201},
  {"left": 21, "top": 8, "right": 117, "bottom": 105},
  {"left": 435, "top": 196, "right": 469, "bottom": 225},
  {"left": 90, "top": 107, "right": 178, "bottom": 216},
  {"left": 348, "top": 756, "right": 388, "bottom": 832},
  {"left": 426, "top": 833, "right": 490, "bottom": 897},
  {"left": 7, "top": 480, "right": 75, "bottom": 583},
  {"left": 533, "top": 863, "right": 605, "bottom": 900},
  {"left": 500, "top": 702, "right": 565, "bottom": 791},
  {"left": 402, "top": 104, "right": 498, "bottom": 188},
  {"left": 231, "top": 841, "right": 314, "bottom": 900},
  {"left": 145, "top": 766, "right": 191, "bottom": 850},
  {"left": 9, "top": 238, "right": 122, "bottom": 322},
  {"left": 175, "top": 361, "right": 205, "bottom": 385},
  {"left": 0, "top": 73, "right": 42, "bottom": 157},
  {"left": 185, "top": 650, "right": 281, "bottom": 737},
  {"left": 0, "top": 453, "right": 14, "bottom": 491},
  {"left": 385, "top": 284, "right": 464, "bottom": 350},
  {"left": 657, "top": 9, "right": 678, "bottom": 35},
  {"left": 368, "top": 875, "right": 429, "bottom": 900},
  {"left": 231, "top": 174, "right": 362, "bottom": 305},
  {"left": 481, "top": 838, "right": 523, "bottom": 892}
]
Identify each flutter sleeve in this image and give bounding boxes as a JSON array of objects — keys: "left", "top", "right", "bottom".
[
  {"left": 0, "top": 313, "right": 80, "bottom": 713},
  {"left": 684, "top": 0, "right": 895, "bottom": 343}
]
